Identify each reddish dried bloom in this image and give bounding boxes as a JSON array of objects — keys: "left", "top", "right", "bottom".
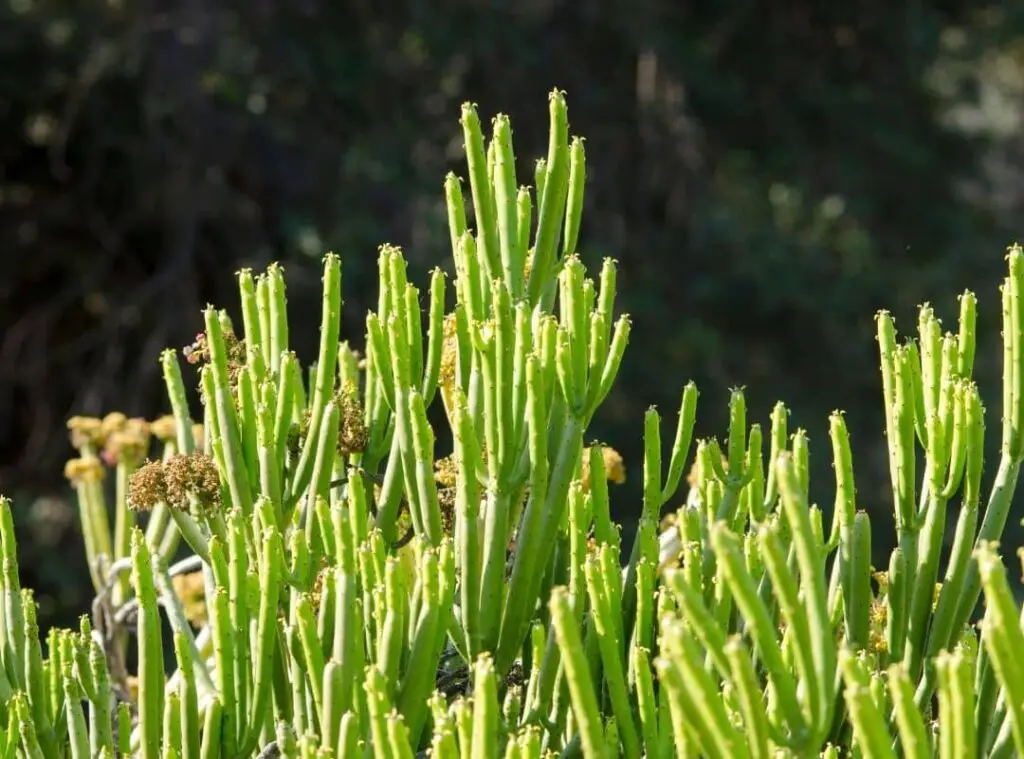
[
  {"left": 183, "top": 333, "right": 210, "bottom": 366},
  {"left": 184, "top": 330, "right": 247, "bottom": 390}
]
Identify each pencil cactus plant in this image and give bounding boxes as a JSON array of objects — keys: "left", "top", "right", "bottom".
[{"left": 4, "top": 90, "right": 1024, "bottom": 758}]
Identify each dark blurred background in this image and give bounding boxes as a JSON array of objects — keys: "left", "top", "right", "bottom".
[{"left": 3, "top": 0, "right": 1024, "bottom": 634}]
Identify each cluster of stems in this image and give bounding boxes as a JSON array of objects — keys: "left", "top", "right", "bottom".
[{"left": 4, "top": 91, "right": 1024, "bottom": 759}]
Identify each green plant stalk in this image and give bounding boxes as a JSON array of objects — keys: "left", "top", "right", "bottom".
[
  {"left": 468, "top": 655, "right": 499, "bottom": 759},
  {"left": 198, "top": 697, "right": 223, "bottom": 759},
  {"left": 904, "top": 483, "right": 950, "bottom": 679},
  {"left": 887, "top": 665, "right": 931, "bottom": 759},
  {"left": 87, "top": 636, "right": 113, "bottom": 755},
  {"left": 845, "top": 512, "right": 873, "bottom": 653},
  {"left": 917, "top": 507, "right": 980, "bottom": 709},
  {"left": 0, "top": 498, "right": 26, "bottom": 692},
  {"left": 238, "top": 269, "right": 266, "bottom": 381},
  {"left": 15, "top": 692, "right": 45, "bottom": 759},
  {"left": 663, "top": 616, "right": 750, "bottom": 759},
  {"left": 112, "top": 454, "right": 139, "bottom": 606},
  {"left": 976, "top": 544, "right": 1024, "bottom": 755},
  {"left": 526, "top": 91, "right": 570, "bottom": 308},
  {"left": 651, "top": 653, "right": 704, "bottom": 759},
  {"left": 329, "top": 569, "right": 358, "bottom": 712},
  {"left": 723, "top": 636, "right": 771, "bottom": 759},
  {"left": 295, "top": 593, "right": 327, "bottom": 732},
  {"left": 662, "top": 567, "right": 730, "bottom": 680},
  {"left": 289, "top": 254, "right": 342, "bottom": 509},
  {"left": 621, "top": 388, "right": 696, "bottom": 664},
  {"left": 492, "top": 115, "right": 522, "bottom": 297},
  {"left": 408, "top": 391, "right": 444, "bottom": 546},
  {"left": 459, "top": 104, "right": 501, "bottom": 291},
  {"left": 365, "top": 665, "right": 394, "bottom": 759},
  {"left": 163, "top": 691, "right": 183, "bottom": 759},
  {"left": 21, "top": 592, "right": 56, "bottom": 757},
  {"left": 758, "top": 521, "right": 821, "bottom": 726},
  {"left": 583, "top": 551, "right": 640, "bottom": 759},
  {"left": 562, "top": 138, "right": 585, "bottom": 261},
  {"left": 211, "top": 581, "right": 239, "bottom": 756},
  {"left": 267, "top": 264, "right": 290, "bottom": 377},
  {"left": 243, "top": 369, "right": 265, "bottom": 500},
  {"left": 72, "top": 470, "right": 110, "bottom": 596},
  {"left": 397, "top": 546, "right": 449, "bottom": 747},
  {"left": 171, "top": 633, "right": 200, "bottom": 759},
  {"left": 842, "top": 681, "right": 897, "bottom": 758},
  {"left": 916, "top": 383, "right": 984, "bottom": 693},
  {"left": 376, "top": 558, "right": 406, "bottom": 689},
  {"left": 549, "top": 588, "right": 605, "bottom": 759},
  {"left": 935, "top": 649, "right": 977, "bottom": 759},
  {"left": 159, "top": 347, "right": 199, "bottom": 447},
  {"left": 203, "top": 308, "right": 254, "bottom": 517},
  {"left": 476, "top": 323, "right": 513, "bottom": 649},
  {"left": 630, "top": 644, "right": 660, "bottom": 758},
  {"left": 712, "top": 521, "right": 807, "bottom": 744},
  {"left": 776, "top": 454, "right": 836, "bottom": 740},
  {"left": 131, "top": 531, "right": 164, "bottom": 759},
  {"left": 225, "top": 511, "right": 252, "bottom": 750},
  {"left": 255, "top": 274, "right": 273, "bottom": 373},
  {"left": 273, "top": 352, "right": 299, "bottom": 480},
  {"left": 303, "top": 402, "right": 340, "bottom": 560},
  {"left": 453, "top": 392, "right": 483, "bottom": 658},
  {"left": 444, "top": 173, "right": 468, "bottom": 274},
  {"left": 238, "top": 524, "right": 282, "bottom": 754},
  {"left": 496, "top": 415, "right": 583, "bottom": 676},
  {"left": 154, "top": 565, "right": 215, "bottom": 700}
]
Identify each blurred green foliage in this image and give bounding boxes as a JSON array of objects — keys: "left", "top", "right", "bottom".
[{"left": 2, "top": 0, "right": 1022, "bottom": 631}]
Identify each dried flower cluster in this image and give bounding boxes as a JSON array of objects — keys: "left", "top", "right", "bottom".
[{"left": 127, "top": 452, "right": 221, "bottom": 515}]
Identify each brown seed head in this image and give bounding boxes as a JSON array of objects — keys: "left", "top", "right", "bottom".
[
  {"left": 164, "top": 452, "right": 222, "bottom": 517},
  {"left": 336, "top": 381, "right": 368, "bottom": 457},
  {"left": 868, "top": 598, "right": 888, "bottom": 655},
  {"left": 310, "top": 559, "right": 331, "bottom": 613},
  {"left": 434, "top": 455, "right": 458, "bottom": 535},
  {"left": 127, "top": 460, "right": 167, "bottom": 511},
  {"left": 439, "top": 313, "right": 459, "bottom": 389}
]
